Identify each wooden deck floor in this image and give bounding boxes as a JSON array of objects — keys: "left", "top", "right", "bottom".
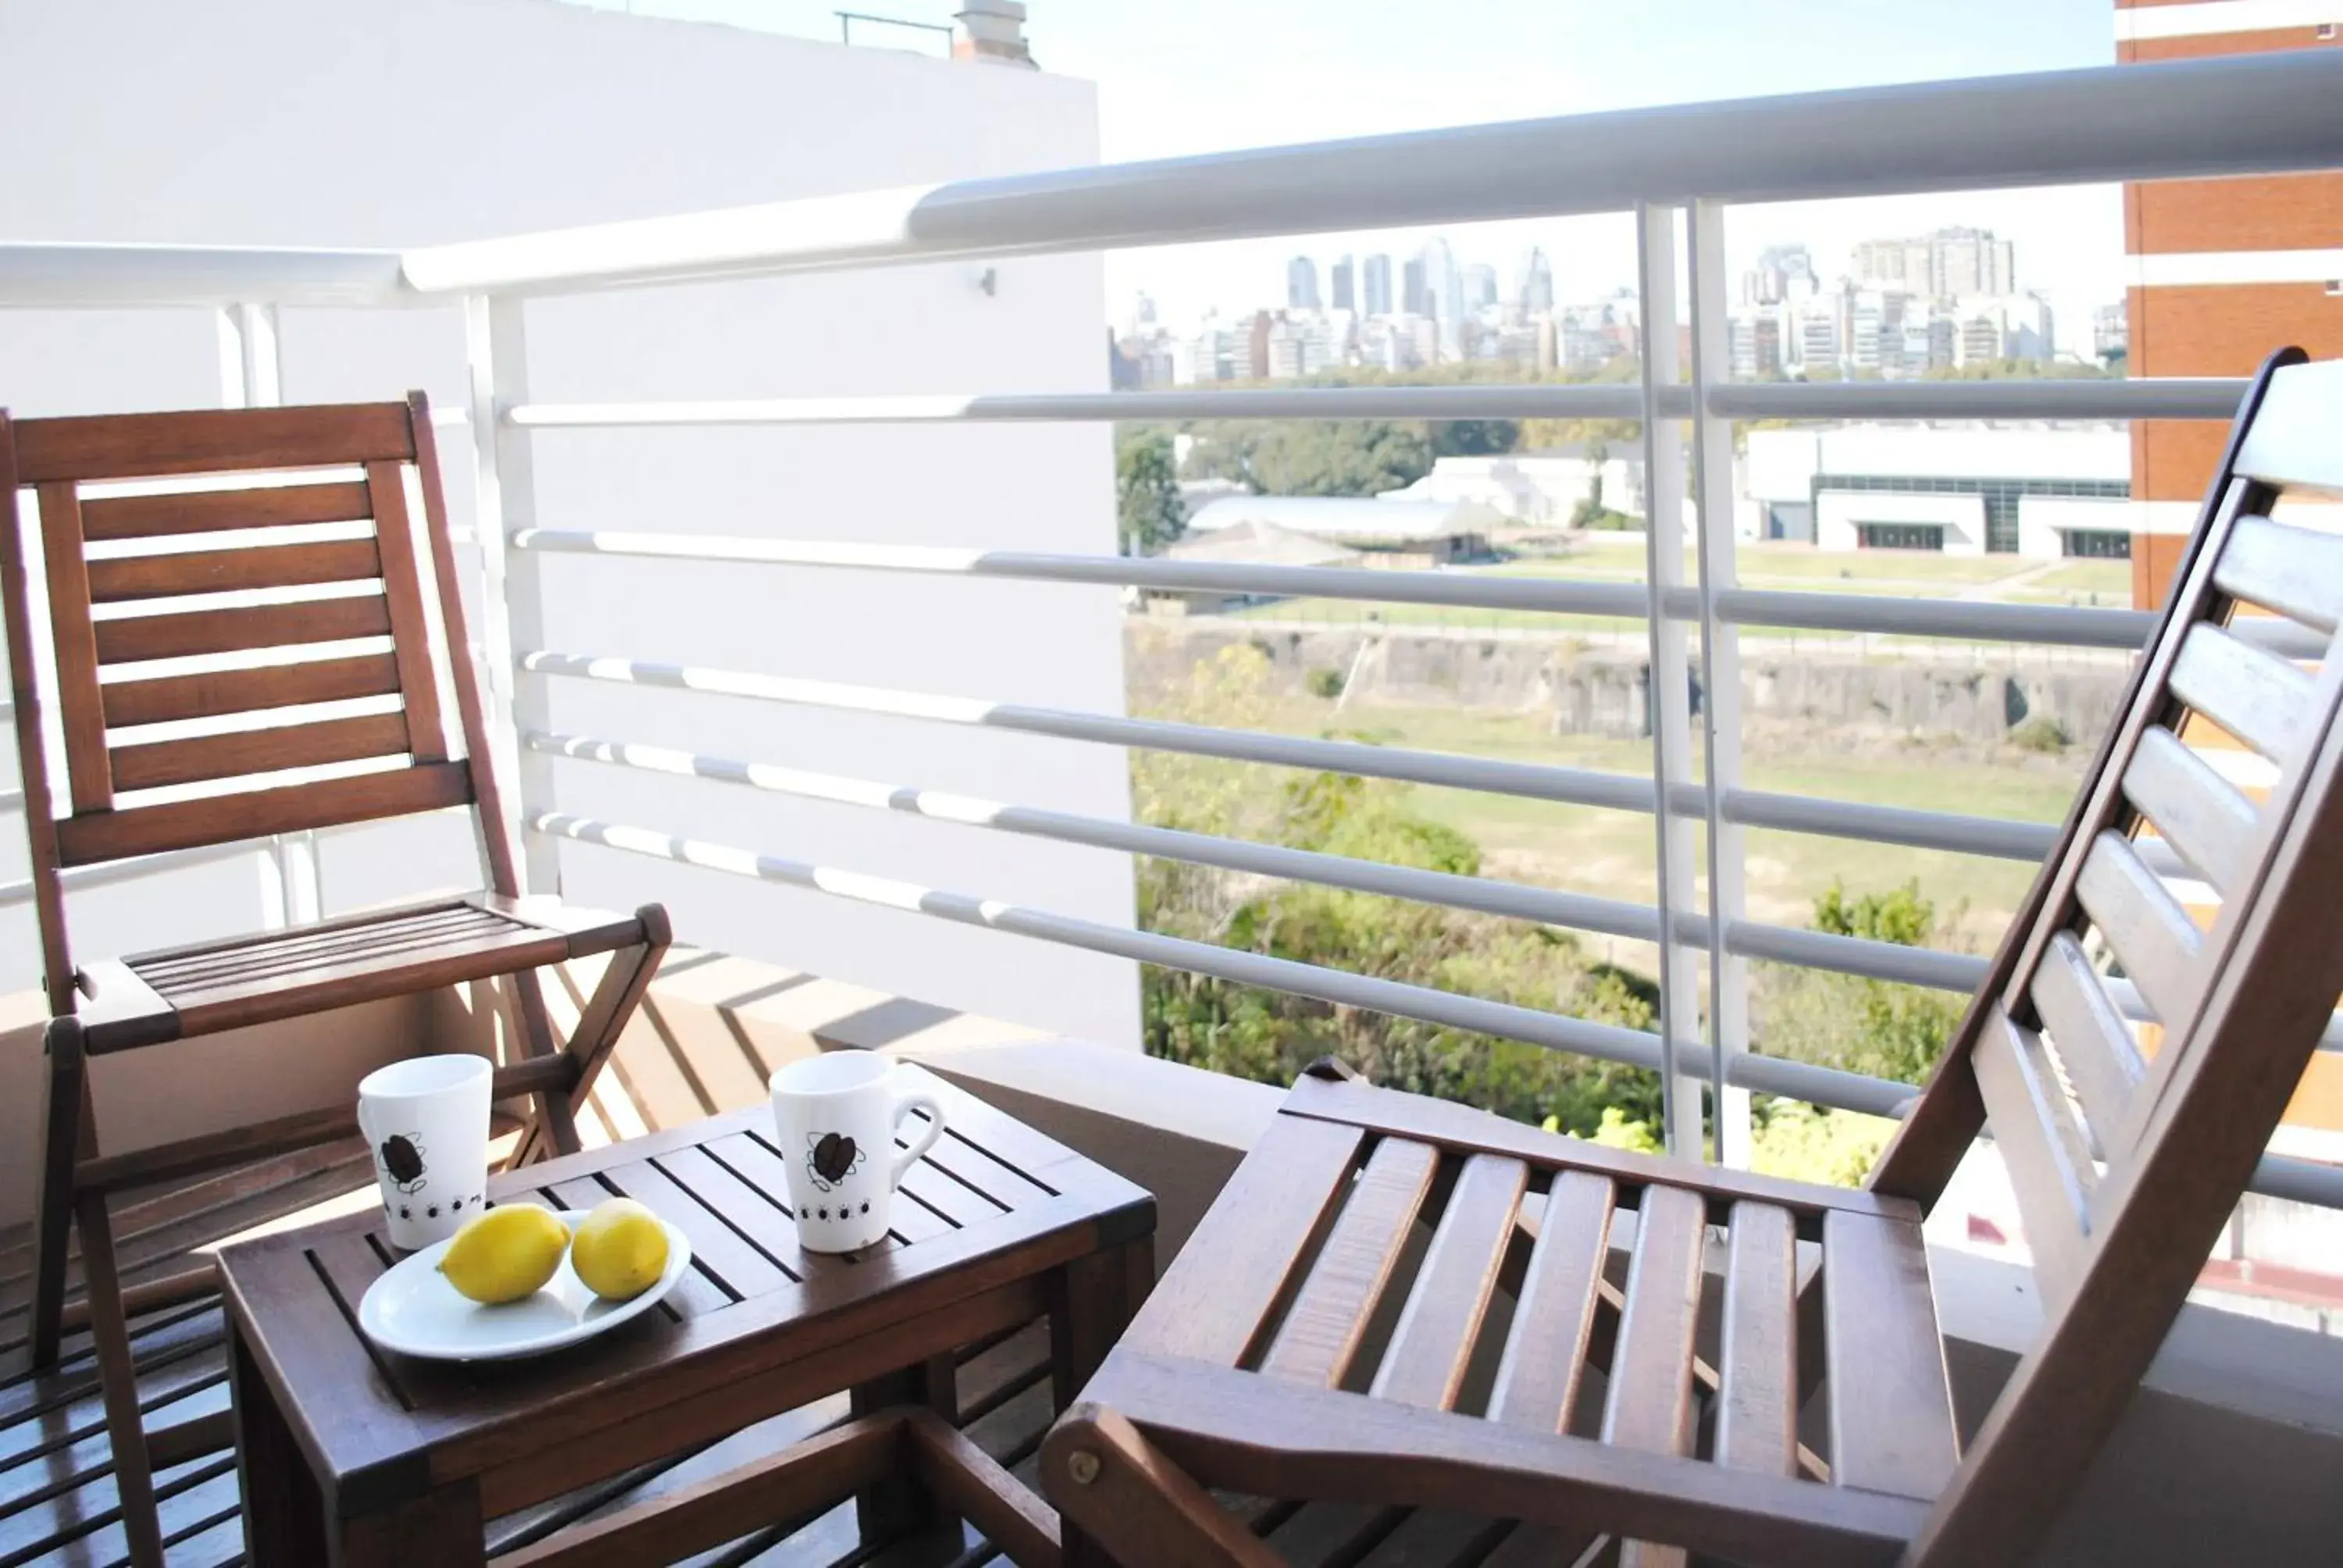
[{"left": 0, "top": 1135, "right": 1568, "bottom": 1568}]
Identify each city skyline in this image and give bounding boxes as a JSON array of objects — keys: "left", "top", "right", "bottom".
[{"left": 1122, "top": 223, "right": 2096, "bottom": 383}]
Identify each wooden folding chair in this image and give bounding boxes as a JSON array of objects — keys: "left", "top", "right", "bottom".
[
  {"left": 0, "top": 394, "right": 670, "bottom": 1566},
  {"left": 1041, "top": 347, "right": 2343, "bottom": 1568}
]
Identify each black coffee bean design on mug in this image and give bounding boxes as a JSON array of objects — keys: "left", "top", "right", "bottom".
[
  {"left": 379, "top": 1134, "right": 428, "bottom": 1194},
  {"left": 806, "top": 1131, "right": 866, "bottom": 1193}
]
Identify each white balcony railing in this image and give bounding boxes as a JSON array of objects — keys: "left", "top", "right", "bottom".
[{"left": 7, "top": 49, "right": 2343, "bottom": 1205}]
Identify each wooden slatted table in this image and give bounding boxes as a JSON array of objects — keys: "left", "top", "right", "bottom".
[{"left": 215, "top": 1067, "right": 1152, "bottom": 1566}]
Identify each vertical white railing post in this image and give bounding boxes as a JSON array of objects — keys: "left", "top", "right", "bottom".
[
  {"left": 216, "top": 301, "right": 323, "bottom": 927},
  {"left": 465, "top": 294, "right": 561, "bottom": 894},
  {"left": 1687, "top": 201, "right": 1752, "bottom": 1166},
  {"left": 1635, "top": 205, "right": 1707, "bottom": 1159}
]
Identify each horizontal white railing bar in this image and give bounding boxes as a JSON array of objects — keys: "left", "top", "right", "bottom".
[
  {"left": 1714, "top": 588, "right": 2152, "bottom": 648},
  {"left": 1725, "top": 790, "right": 2057, "bottom": 861},
  {"left": 527, "top": 809, "right": 1673, "bottom": 1071},
  {"left": 512, "top": 529, "right": 2188, "bottom": 650},
  {"left": 508, "top": 384, "right": 1660, "bottom": 427},
  {"left": 1707, "top": 378, "right": 2249, "bottom": 422},
  {"left": 509, "top": 529, "right": 1654, "bottom": 618},
  {"left": 508, "top": 377, "right": 2252, "bottom": 432},
  {"left": 0, "top": 839, "right": 269, "bottom": 908},
  {"left": 1729, "top": 921, "right": 1987, "bottom": 994},
  {"left": 1730, "top": 1054, "right": 1915, "bottom": 1120},
  {"left": 400, "top": 53, "right": 2343, "bottom": 296},
  {"left": 520, "top": 650, "right": 1665, "bottom": 810},
  {"left": 519, "top": 651, "right": 2095, "bottom": 867},
  {"left": 0, "top": 243, "right": 409, "bottom": 309}
]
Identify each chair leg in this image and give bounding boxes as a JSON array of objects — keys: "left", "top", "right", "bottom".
[
  {"left": 29, "top": 1017, "right": 89, "bottom": 1370},
  {"left": 77, "top": 1191, "right": 166, "bottom": 1568},
  {"left": 1043, "top": 1402, "right": 1280, "bottom": 1568},
  {"left": 511, "top": 910, "right": 670, "bottom": 1167},
  {"left": 508, "top": 970, "right": 583, "bottom": 1165}
]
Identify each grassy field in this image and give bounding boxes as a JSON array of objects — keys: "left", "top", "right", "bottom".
[{"left": 1231, "top": 694, "right": 2085, "bottom": 955}]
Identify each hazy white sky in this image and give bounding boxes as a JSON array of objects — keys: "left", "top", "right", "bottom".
[{"left": 577, "top": 0, "right": 2131, "bottom": 336}]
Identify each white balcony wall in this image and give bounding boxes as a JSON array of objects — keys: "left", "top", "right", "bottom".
[{"left": 0, "top": 0, "right": 1139, "bottom": 1047}]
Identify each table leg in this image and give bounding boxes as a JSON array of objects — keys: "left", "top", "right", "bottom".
[
  {"left": 232, "top": 1323, "right": 328, "bottom": 1566},
  {"left": 1052, "top": 1239, "right": 1154, "bottom": 1568},
  {"left": 332, "top": 1480, "right": 484, "bottom": 1568},
  {"left": 851, "top": 1351, "right": 959, "bottom": 1549}
]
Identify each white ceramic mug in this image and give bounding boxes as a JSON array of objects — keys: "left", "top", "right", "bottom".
[
  {"left": 358, "top": 1054, "right": 492, "bottom": 1252},
  {"left": 769, "top": 1051, "right": 946, "bottom": 1253}
]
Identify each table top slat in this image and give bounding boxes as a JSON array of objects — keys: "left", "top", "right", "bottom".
[{"left": 595, "top": 1158, "right": 791, "bottom": 1302}]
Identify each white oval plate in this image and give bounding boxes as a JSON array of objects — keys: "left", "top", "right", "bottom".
[{"left": 357, "top": 1209, "right": 692, "bottom": 1363}]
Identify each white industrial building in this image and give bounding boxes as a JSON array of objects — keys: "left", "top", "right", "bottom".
[
  {"left": 1185, "top": 495, "right": 1502, "bottom": 562},
  {"left": 1379, "top": 450, "right": 1646, "bottom": 524},
  {"left": 1742, "top": 424, "right": 2131, "bottom": 558}
]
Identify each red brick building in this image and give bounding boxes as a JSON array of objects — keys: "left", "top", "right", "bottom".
[{"left": 2120, "top": 0, "right": 2343, "bottom": 606}]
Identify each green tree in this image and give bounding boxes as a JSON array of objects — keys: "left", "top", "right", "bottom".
[
  {"left": 1755, "top": 878, "right": 1966, "bottom": 1086},
  {"left": 1115, "top": 429, "right": 1186, "bottom": 555},
  {"left": 1132, "top": 644, "right": 1663, "bottom": 1132}
]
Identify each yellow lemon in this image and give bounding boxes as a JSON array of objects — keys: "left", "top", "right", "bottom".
[
  {"left": 437, "top": 1203, "right": 569, "bottom": 1305},
  {"left": 570, "top": 1198, "right": 669, "bottom": 1303}
]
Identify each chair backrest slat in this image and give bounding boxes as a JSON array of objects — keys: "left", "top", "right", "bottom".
[
  {"left": 2119, "top": 725, "right": 2256, "bottom": 896},
  {"left": 1968, "top": 1004, "right": 2094, "bottom": 1310},
  {"left": 2024, "top": 930, "right": 2145, "bottom": 1146},
  {"left": 101, "top": 653, "right": 404, "bottom": 729},
  {"left": 1881, "top": 348, "right": 2343, "bottom": 1565},
  {"left": 2070, "top": 829, "right": 2202, "bottom": 1027},
  {"left": 11, "top": 404, "right": 414, "bottom": 483},
  {"left": 52, "top": 760, "right": 476, "bottom": 868},
  {"left": 0, "top": 396, "right": 512, "bottom": 1014},
  {"left": 2166, "top": 622, "right": 2314, "bottom": 761},
  {"left": 77, "top": 479, "right": 373, "bottom": 541}
]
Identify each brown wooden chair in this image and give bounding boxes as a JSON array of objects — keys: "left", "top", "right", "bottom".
[
  {"left": 0, "top": 394, "right": 671, "bottom": 1566},
  {"left": 1040, "top": 347, "right": 2343, "bottom": 1568}
]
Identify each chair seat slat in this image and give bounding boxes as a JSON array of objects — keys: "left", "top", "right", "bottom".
[
  {"left": 85, "top": 539, "right": 382, "bottom": 604},
  {"left": 2120, "top": 725, "right": 2259, "bottom": 896},
  {"left": 77, "top": 482, "right": 373, "bottom": 542},
  {"left": 1486, "top": 1171, "right": 1614, "bottom": 1434},
  {"left": 2168, "top": 622, "right": 2315, "bottom": 764},
  {"left": 1602, "top": 1182, "right": 1708, "bottom": 1568},
  {"left": 2073, "top": 831, "right": 2202, "bottom": 1026},
  {"left": 1259, "top": 1137, "right": 1437, "bottom": 1390},
  {"left": 1971, "top": 1008, "right": 2094, "bottom": 1310},
  {"left": 1821, "top": 1209, "right": 1958, "bottom": 1502},
  {"left": 93, "top": 597, "right": 393, "bottom": 665},
  {"left": 101, "top": 654, "right": 401, "bottom": 729},
  {"left": 2213, "top": 515, "right": 2343, "bottom": 636},
  {"left": 2027, "top": 932, "right": 2146, "bottom": 1152},
  {"left": 1370, "top": 1153, "right": 1525, "bottom": 1412},
  {"left": 1116, "top": 1114, "right": 1364, "bottom": 1367},
  {"left": 108, "top": 711, "right": 411, "bottom": 793},
  {"left": 1715, "top": 1202, "right": 1798, "bottom": 1479}
]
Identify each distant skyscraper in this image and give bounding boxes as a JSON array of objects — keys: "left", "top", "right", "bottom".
[
  {"left": 1401, "top": 255, "right": 1427, "bottom": 317},
  {"left": 1419, "top": 238, "right": 1465, "bottom": 358},
  {"left": 1462, "top": 263, "right": 1498, "bottom": 313},
  {"left": 1330, "top": 255, "right": 1355, "bottom": 312},
  {"left": 1362, "top": 253, "right": 1393, "bottom": 315},
  {"left": 1286, "top": 255, "right": 1321, "bottom": 311},
  {"left": 1518, "top": 247, "right": 1554, "bottom": 314}
]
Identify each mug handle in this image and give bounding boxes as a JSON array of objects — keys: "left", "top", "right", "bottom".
[{"left": 890, "top": 1090, "right": 946, "bottom": 1188}]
